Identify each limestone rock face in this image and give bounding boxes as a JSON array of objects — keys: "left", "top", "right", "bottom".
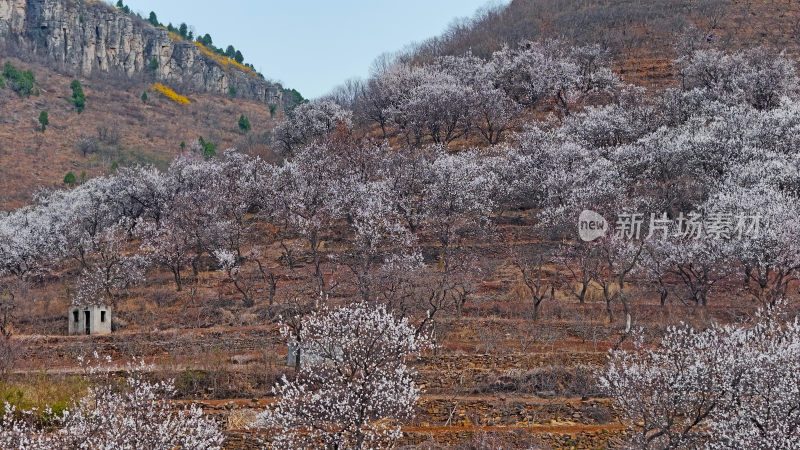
[
  {"left": 0, "top": 0, "right": 283, "bottom": 105},
  {"left": 0, "top": 0, "right": 26, "bottom": 35}
]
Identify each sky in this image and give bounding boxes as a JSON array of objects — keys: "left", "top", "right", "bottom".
[{"left": 118, "top": 0, "right": 508, "bottom": 99}]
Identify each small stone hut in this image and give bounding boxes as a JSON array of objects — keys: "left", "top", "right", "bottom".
[
  {"left": 68, "top": 305, "right": 111, "bottom": 335},
  {"left": 286, "top": 341, "right": 339, "bottom": 367}
]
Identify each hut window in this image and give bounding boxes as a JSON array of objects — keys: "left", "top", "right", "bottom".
[
  {"left": 101, "top": 311, "right": 106, "bottom": 323},
  {"left": 73, "top": 311, "right": 79, "bottom": 322}
]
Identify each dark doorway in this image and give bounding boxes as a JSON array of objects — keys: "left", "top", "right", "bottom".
[{"left": 84, "top": 311, "right": 90, "bottom": 335}]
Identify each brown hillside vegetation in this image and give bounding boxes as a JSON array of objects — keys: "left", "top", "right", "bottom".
[{"left": 0, "top": 56, "right": 279, "bottom": 209}]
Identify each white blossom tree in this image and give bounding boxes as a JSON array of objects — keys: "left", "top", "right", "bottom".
[
  {"left": 141, "top": 218, "right": 194, "bottom": 292},
  {"left": 0, "top": 357, "right": 224, "bottom": 449},
  {"left": 705, "top": 179, "right": 800, "bottom": 305},
  {"left": 71, "top": 225, "right": 148, "bottom": 306},
  {"left": 255, "top": 302, "right": 430, "bottom": 449},
  {"left": 268, "top": 144, "right": 346, "bottom": 296},
  {"left": 602, "top": 304, "right": 800, "bottom": 449},
  {"left": 337, "top": 180, "right": 415, "bottom": 301},
  {"left": 491, "top": 40, "right": 619, "bottom": 116},
  {"left": 491, "top": 39, "right": 580, "bottom": 113},
  {"left": 273, "top": 100, "right": 353, "bottom": 154},
  {"left": 378, "top": 65, "right": 470, "bottom": 147},
  {"left": 600, "top": 322, "right": 729, "bottom": 448},
  {"left": 434, "top": 53, "right": 521, "bottom": 145},
  {"left": 678, "top": 47, "right": 798, "bottom": 110},
  {"left": 708, "top": 306, "right": 800, "bottom": 448}
]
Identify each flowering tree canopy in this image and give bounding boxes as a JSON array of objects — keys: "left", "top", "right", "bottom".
[
  {"left": 0, "top": 357, "right": 224, "bottom": 450},
  {"left": 601, "top": 304, "right": 800, "bottom": 448},
  {"left": 255, "top": 302, "right": 430, "bottom": 449}
]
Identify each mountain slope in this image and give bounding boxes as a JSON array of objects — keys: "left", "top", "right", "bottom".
[
  {"left": 0, "top": 0, "right": 291, "bottom": 208},
  {"left": 404, "top": 0, "right": 800, "bottom": 86},
  {"left": 0, "top": 56, "right": 281, "bottom": 208}
]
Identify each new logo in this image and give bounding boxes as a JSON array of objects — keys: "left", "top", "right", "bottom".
[{"left": 578, "top": 210, "right": 608, "bottom": 242}]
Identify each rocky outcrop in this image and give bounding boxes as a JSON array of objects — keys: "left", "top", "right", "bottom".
[
  {"left": 0, "top": 0, "right": 26, "bottom": 36},
  {"left": 0, "top": 0, "right": 283, "bottom": 105}
]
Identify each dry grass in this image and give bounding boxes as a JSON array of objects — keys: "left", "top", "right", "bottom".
[{"left": 0, "top": 374, "right": 88, "bottom": 423}]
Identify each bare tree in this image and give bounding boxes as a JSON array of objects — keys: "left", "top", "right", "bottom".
[
  {"left": 556, "top": 242, "right": 601, "bottom": 305},
  {"left": 596, "top": 237, "right": 644, "bottom": 323},
  {"left": 510, "top": 244, "right": 557, "bottom": 321},
  {"left": 0, "top": 290, "right": 21, "bottom": 382}
]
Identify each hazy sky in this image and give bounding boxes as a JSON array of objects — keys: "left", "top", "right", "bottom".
[{"left": 118, "top": 0, "right": 507, "bottom": 99}]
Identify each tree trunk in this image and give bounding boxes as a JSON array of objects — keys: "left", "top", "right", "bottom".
[{"left": 173, "top": 267, "right": 183, "bottom": 292}]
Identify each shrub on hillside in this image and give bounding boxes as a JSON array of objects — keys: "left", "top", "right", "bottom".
[
  {"left": 238, "top": 114, "right": 251, "bottom": 133},
  {"left": 76, "top": 137, "right": 98, "bottom": 157},
  {"left": 69, "top": 80, "right": 86, "bottom": 113},
  {"left": 96, "top": 125, "right": 121, "bottom": 146},
  {"left": 2, "top": 62, "right": 35, "bottom": 97},
  {"left": 62, "top": 171, "right": 76, "bottom": 186},
  {"left": 198, "top": 136, "right": 216, "bottom": 159},
  {"left": 37, "top": 111, "right": 48, "bottom": 132}
]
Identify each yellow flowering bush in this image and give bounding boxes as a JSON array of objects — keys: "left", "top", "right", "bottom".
[
  {"left": 152, "top": 83, "right": 190, "bottom": 105},
  {"left": 194, "top": 42, "right": 257, "bottom": 76}
]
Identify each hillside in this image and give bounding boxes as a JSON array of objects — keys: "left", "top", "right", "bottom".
[
  {"left": 3, "top": 1, "right": 800, "bottom": 449},
  {"left": 404, "top": 0, "right": 800, "bottom": 86},
  {"left": 0, "top": 0, "right": 298, "bottom": 208},
  {"left": 0, "top": 56, "right": 281, "bottom": 208}
]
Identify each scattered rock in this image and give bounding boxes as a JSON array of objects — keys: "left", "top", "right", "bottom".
[{"left": 231, "top": 354, "right": 257, "bottom": 365}]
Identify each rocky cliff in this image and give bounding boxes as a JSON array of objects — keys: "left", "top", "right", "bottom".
[{"left": 0, "top": 0, "right": 283, "bottom": 105}]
